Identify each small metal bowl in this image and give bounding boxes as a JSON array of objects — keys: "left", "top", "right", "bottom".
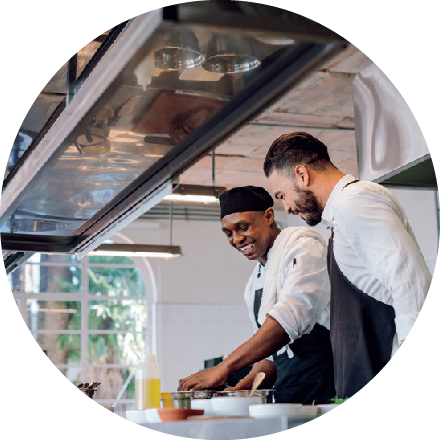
[
  {"left": 170, "top": 391, "right": 193, "bottom": 409},
  {"left": 214, "top": 389, "right": 275, "bottom": 403}
]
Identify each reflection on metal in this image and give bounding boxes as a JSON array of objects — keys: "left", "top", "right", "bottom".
[
  {"left": 154, "top": 30, "right": 205, "bottom": 70},
  {"left": 253, "top": 34, "right": 295, "bottom": 45},
  {"left": 353, "top": 63, "right": 436, "bottom": 188},
  {"left": 7, "top": 218, "right": 67, "bottom": 233},
  {"left": 90, "top": 243, "right": 182, "bottom": 259},
  {"left": 203, "top": 34, "right": 261, "bottom": 73},
  {"left": 76, "top": 124, "right": 111, "bottom": 155}
]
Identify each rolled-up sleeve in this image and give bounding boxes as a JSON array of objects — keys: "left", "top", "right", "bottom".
[{"left": 268, "top": 236, "right": 331, "bottom": 343}]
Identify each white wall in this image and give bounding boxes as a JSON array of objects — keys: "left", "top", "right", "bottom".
[
  {"left": 119, "top": 187, "right": 438, "bottom": 392},
  {"left": 119, "top": 217, "right": 255, "bottom": 391}
]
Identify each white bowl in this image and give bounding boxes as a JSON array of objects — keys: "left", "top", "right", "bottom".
[
  {"left": 126, "top": 410, "right": 148, "bottom": 424},
  {"left": 191, "top": 399, "right": 214, "bottom": 415},
  {"left": 145, "top": 408, "right": 162, "bottom": 423},
  {"left": 210, "top": 396, "right": 262, "bottom": 416},
  {"left": 249, "top": 403, "right": 302, "bottom": 418},
  {"left": 126, "top": 408, "right": 161, "bottom": 424}
]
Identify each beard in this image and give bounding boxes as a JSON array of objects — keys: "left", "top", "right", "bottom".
[{"left": 293, "top": 184, "right": 323, "bottom": 226}]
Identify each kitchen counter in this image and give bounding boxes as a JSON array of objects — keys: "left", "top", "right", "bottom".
[{"left": 133, "top": 414, "right": 319, "bottom": 439}]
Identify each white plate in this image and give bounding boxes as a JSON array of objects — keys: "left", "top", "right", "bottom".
[{"left": 249, "top": 403, "right": 302, "bottom": 418}]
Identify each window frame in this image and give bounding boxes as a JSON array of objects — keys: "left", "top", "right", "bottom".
[{"left": 11, "top": 249, "right": 153, "bottom": 410}]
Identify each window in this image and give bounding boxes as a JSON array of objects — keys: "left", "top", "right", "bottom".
[{"left": 10, "top": 251, "right": 149, "bottom": 414}]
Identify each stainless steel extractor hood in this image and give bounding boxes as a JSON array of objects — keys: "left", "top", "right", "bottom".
[
  {"left": 1, "top": 1, "right": 347, "bottom": 273},
  {"left": 353, "top": 62, "right": 437, "bottom": 189}
]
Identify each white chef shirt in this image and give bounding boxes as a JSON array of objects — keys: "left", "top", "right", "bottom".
[
  {"left": 321, "top": 174, "right": 432, "bottom": 353},
  {"left": 243, "top": 231, "right": 331, "bottom": 348}
]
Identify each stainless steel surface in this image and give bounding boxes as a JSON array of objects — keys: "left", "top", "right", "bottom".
[
  {"left": 214, "top": 389, "right": 274, "bottom": 403},
  {"left": 193, "top": 390, "right": 215, "bottom": 399},
  {"left": 171, "top": 391, "right": 194, "bottom": 408},
  {"left": 353, "top": 63, "right": 433, "bottom": 186}
]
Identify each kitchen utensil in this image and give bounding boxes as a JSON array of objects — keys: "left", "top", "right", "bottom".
[
  {"left": 214, "top": 389, "right": 274, "bottom": 403},
  {"left": 126, "top": 408, "right": 161, "bottom": 424},
  {"left": 126, "top": 410, "right": 148, "bottom": 424},
  {"left": 190, "top": 398, "right": 214, "bottom": 415},
  {"left": 170, "top": 391, "right": 193, "bottom": 408},
  {"left": 157, "top": 408, "right": 204, "bottom": 422},
  {"left": 210, "top": 396, "right": 262, "bottom": 416},
  {"left": 249, "top": 372, "right": 265, "bottom": 397}
]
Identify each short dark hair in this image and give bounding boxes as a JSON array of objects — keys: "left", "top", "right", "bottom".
[{"left": 264, "top": 132, "right": 331, "bottom": 177}]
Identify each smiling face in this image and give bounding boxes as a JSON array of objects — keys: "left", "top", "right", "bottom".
[
  {"left": 221, "top": 209, "right": 278, "bottom": 265},
  {"left": 268, "top": 169, "right": 323, "bottom": 226}
]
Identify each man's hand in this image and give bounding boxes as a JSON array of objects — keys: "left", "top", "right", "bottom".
[
  {"left": 178, "top": 317, "right": 288, "bottom": 391},
  {"left": 224, "top": 359, "right": 277, "bottom": 391},
  {"left": 178, "top": 364, "right": 229, "bottom": 391}
]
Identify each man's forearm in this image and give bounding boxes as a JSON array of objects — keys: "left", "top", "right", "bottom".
[{"left": 221, "top": 316, "right": 290, "bottom": 376}]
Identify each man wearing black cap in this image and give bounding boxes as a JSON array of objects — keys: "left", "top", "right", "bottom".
[{"left": 178, "top": 186, "right": 335, "bottom": 404}]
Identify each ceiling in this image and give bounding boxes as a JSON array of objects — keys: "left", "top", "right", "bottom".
[
  {"left": 6, "top": 16, "right": 372, "bottom": 216},
  {"left": 179, "top": 42, "right": 371, "bottom": 196}
]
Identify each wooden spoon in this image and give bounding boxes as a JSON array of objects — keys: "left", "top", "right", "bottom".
[{"left": 249, "top": 372, "right": 266, "bottom": 397}]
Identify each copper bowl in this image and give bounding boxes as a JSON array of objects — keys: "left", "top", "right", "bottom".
[{"left": 157, "top": 408, "right": 204, "bottom": 422}]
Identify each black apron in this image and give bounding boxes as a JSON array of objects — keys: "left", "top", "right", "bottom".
[
  {"left": 327, "top": 182, "right": 396, "bottom": 399},
  {"left": 253, "top": 267, "right": 335, "bottom": 404}
]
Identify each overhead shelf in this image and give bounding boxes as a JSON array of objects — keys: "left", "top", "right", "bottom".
[{"left": 375, "top": 155, "right": 437, "bottom": 189}]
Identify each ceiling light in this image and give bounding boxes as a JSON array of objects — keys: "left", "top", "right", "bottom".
[
  {"left": 164, "top": 184, "right": 226, "bottom": 204},
  {"left": 89, "top": 243, "right": 182, "bottom": 259}
]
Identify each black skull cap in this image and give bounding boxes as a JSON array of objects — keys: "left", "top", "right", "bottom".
[{"left": 219, "top": 186, "right": 274, "bottom": 219}]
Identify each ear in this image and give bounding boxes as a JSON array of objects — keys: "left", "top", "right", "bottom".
[
  {"left": 294, "top": 165, "right": 311, "bottom": 187},
  {"left": 264, "top": 208, "right": 275, "bottom": 225}
]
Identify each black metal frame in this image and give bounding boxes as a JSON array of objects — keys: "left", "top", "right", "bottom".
[
  {"left": 70, "top": 41, "right": 344, "bottom": 256},
  {"left": 1, "top": 2, "right": 347, "bottom": 271}
]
